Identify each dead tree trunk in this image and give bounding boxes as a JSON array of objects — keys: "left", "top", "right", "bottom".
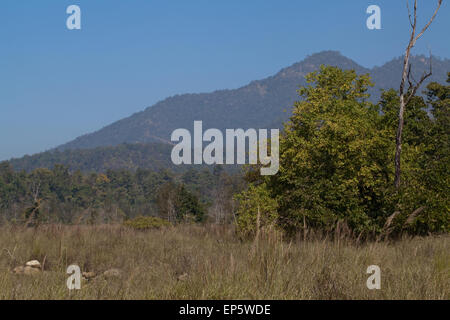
[{"left": 394, "top": 0, "right": 442, "bottom": 189}]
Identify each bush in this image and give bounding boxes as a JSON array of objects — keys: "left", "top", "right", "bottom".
[
  {"left": 235, "top": 183, "right": 278, "bottom": 238},
  {"left": 123, "top": 216, "right": 171, "bottom": 230}
]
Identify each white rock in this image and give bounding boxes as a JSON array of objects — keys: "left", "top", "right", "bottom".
[{"left": 25, "top": 260, "right": 41, "bottom": 269}]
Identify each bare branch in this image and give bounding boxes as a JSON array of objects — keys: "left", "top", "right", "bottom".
[
  {"left": 407, "top": 63, "right": 413, "bottom": 89},
  {"left": 413, "top": 0, "right": 442, "bottom": 44},
  {"left": 405, "top": 71, "right": 432, "bottom": 105},
  {"left": 405, "top": 51, "right": 433, "bottom": 105},
  {"left": 394, "top": 0, "right": 442, "bottom": 189},
  {"left": 406, "top": 1, "right": 414, "bottom": 28},
  {"left": 404, "top": 207, "right": 425, "bottom": 227}
]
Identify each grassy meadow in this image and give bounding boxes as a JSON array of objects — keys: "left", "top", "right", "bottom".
[{"left": 0, "top": 224, "right": 448, "bottom": 300}]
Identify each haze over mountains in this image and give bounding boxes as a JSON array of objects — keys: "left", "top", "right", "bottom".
[{"left": 9, "top": 51, "right": 450, "bottom": 172}]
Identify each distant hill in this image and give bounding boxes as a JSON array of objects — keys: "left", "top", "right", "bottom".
[
  {"left": 56, "top": 51, "right": 450, "bottom": 151},
  {"left": 7, "top": 143, "right": 240, "bottom": 173},
  {"left": 9, "top": 143, "right": 175, "bottom": 173},
  {"left": 8, "top": 51, "right": 450, "bottom": 172}
]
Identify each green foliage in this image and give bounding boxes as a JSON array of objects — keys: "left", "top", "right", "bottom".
[
  {"left": 267, "top": 66, "right": 393, "bottom": 235},
  {"left": 377, "top": 78, "right": 449, "bottom": 234},
  {"left": 8, "top": 143, "right": 177, "bottom": 173},
  {"left": 240, "top": 66, "right": 449, "bottom": 237},
  {"left": 0, "top": 164, "right": 241, "bottom": 225},
  {"left": 235, "top": 183, "right": 278, "bottom": 238},
  {"left": 156, "top": 182, "right": 206, "bottom": 223},
  {"left": 411, "top": 74, "right": 450, "bottom": 233},
  {"left": 123, "top": 216, "right": 171, "bottom": 230}
]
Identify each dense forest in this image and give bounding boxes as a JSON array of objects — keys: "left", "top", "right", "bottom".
[{"left": 0, "top": 163, "right": 243, "bottom": 225}]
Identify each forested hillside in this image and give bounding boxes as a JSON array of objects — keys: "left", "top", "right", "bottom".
[
  {"left": 8, "top": 52, "right": 450, "bottom": 173},
  {"left": 56, "top": 51, "right": 450, "bottom": 151},
  {"left": 8, "top": 143, "right": 175, "bottom": 173}
]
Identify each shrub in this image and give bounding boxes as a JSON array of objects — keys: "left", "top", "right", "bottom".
[
  {"left": 235, "top": 183, "right": 278, "bottom": 238},
  {"left": 123, "top": 216, "right": 171, "bottom": 230}
]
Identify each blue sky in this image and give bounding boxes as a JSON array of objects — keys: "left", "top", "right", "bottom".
[{"left": 1, "top": 0, "right": 449, "bottom": 160}]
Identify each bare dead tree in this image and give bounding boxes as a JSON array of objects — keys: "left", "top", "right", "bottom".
[
  {"left": 31, "top": 181, "right": 41, "bottom": 202},
  {"left": 394, "top": 0, "right": 442, "bottom": 189}
]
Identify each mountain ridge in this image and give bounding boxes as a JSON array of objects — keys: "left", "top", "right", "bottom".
[
  {"left": 55, "top": 51, "right": 449, "bottom": 152},
  {"left": 7, "top": 51, "right": 450, "bottom": 172}
]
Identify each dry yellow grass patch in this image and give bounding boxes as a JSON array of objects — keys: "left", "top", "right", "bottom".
[{"left": 0, "top": 224, "right": 448, "bottom": 300}]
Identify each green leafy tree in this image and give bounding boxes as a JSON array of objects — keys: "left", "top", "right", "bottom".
[
  {"left": 156, "top": 182, "right": 206, "bottom": 223},
  {"left": 377, "top": 76, "right": 449, "bottom": 234},
  {"left": 238, "top": 66, "right": 449, "bottom": 237},
  {"left": 265, "top": 66, "right": 394, "bottom": 235},
  {"left": 176, "top": 185, "right": 205, "bottom": 223},
  {"left": 235, "top": 183, "right": 278, "bottom": 238}
]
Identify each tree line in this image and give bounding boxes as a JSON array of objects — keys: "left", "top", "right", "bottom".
[{"left": 0, "top": 163, "right": 243, "bottom": 226}]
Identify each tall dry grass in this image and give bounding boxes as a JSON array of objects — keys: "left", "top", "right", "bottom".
[{"left": 0, "top": 224, "right": 448, "bottom": 300}]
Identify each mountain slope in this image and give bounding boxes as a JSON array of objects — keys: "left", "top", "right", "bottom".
[
  {"left": 9, "top": 143, "right": 175, "bottom": 173},
  {"left": 8, "top": 51, "right": 450, "bottom": 172},
  {"left": 57, "top": 51, "right": 449, "bottom": 152}
]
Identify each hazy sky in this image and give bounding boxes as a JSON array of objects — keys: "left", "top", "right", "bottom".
[{"left": 1, "top": 0, "right": 449, "bottom": 160}]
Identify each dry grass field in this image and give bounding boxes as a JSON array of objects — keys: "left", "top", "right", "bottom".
[{"left": 0, "top": 224, "right": 448, "bottom": 300}]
